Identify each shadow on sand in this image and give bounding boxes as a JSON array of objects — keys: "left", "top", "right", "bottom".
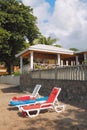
[
  {"left": 1, "top": 85, "right": 21, "bottom": 93},
  {"left": 18, "top": 108, "right": 87, "bottom": 130}
]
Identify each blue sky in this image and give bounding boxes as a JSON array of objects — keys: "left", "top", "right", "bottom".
[
  {"left": 80, "top": 0, "right": 87, "bottom": 2},
  {"left": 46, "top": 0, "right": 55, "bottom": 6},
  {"left": 22, "top": 0, "right": 87, "bottom": 50},
  {"left": 45, "top": 0, "right": 56, "bottom": 13}
]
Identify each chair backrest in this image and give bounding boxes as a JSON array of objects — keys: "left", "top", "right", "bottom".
[
  {"left": 46, "top": 87, "right": 61, "bottom": 103},
  {"left": 32, "top": 84, "right": 41, "bottom": 97}
]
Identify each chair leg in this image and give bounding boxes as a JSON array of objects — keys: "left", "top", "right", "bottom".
[
  {"left": 26, "top": 109, "right": 40, "bottom": 118},
  {"left": 54, "top": 105, "right": 65, "bottom": 113}
]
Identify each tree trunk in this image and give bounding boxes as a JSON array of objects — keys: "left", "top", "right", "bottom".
[{"left": 6, "top": 63, "right": 14, "bottom": 75}]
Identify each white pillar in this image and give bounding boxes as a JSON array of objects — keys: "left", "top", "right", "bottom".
[
  {"left": 61, "top": 60, "right": 63, "bottom": 66},
  {"left": 66, "top": 60, "right": 68, "bottom": 66},
  {"left": 30, "top": 51, "right": 33, "bottom": 69},
  {"left": 84, "top": 53, "right": 87, "bottom": 60},
  {"left": 71, "top": 61, "right": 73, "bottom": 66},
  {"left": 20, "top": 56, "right": 23, "bottom": 74},
  {"left": 57, "top": 54, "right": 61, "bottom": 66},
  {"left": 76, "top": 56, "right": 79, "bottom": 65}
]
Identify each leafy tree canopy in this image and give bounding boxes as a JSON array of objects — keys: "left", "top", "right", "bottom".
[{"left": 0, "top": 0, "right": 40, "bottom": 73}]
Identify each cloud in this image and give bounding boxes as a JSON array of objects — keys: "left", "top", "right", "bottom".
[
  {"left": 22, "top": 0, "right": 50, "bottom": 22},
  {"left": 22, "top": 0, "right": 87, "bottom": 50}
]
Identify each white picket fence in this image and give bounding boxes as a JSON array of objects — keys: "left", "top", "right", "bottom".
[
  {"left": 31, "top": 65, "right": 87, "bottom": 80},
  {"left": 0, "top": 65, "right": 87, "bottom": 86}
]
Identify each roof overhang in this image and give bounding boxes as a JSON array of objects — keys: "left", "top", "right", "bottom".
[{"left": 15, "top": 44, "right": 74, "bottom": 58}]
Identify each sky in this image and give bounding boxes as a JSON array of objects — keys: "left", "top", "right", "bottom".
[{"left": 22, "top": 0, "right": 87, "bottom": 50}]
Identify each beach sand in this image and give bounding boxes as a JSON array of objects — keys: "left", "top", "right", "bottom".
[{"left": 0, "top": 84, "right": 87, "bottom": 130}]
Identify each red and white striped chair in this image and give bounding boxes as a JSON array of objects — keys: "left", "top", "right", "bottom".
[
  {"left": 20, "top": 87, "right": 65, "bottom": 118},
  {"left": 10, "top": 84, "right": 41, "bottom": 101}
]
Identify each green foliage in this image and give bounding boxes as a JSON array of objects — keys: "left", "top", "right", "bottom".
[
  {"left": 69, "top": 48, "right": 79, "bottom": 52},
  {"left": 0, "top": 0, "right": 40, "bottom": 74},
  {"left": 33, "top": 36, "right": 57, "bottom": 45},
  {"left": 54, "top": 44, "right": 62, "bottom": 48},
  {"left": 83, "top": 60, "right": 87, "bottom": 65},
  {"left": 13, "top": 71, "right": 20, "bottom": 75}
]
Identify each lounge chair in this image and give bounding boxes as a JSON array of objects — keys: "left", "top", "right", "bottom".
[
  {"left": 20, "top": 87, "right": 65, "bottom": 118},
  {"left": 10, "top": 96, "right": 48, "bottom": 107},
  {"left": 10, "top": 84, "right": 41, "bottom": 101}
]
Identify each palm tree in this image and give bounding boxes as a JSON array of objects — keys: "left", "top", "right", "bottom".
[{"left": 33, "top": 35, "right": 57, "bottom": 45}]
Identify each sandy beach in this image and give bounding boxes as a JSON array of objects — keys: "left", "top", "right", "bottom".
[{"left": 0, "top": 84, "right": 87, "bottom": 130}]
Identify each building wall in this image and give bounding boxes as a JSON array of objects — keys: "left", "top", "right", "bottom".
[
  {"left": 20, "top": 73, "right": 87, "bottom": 108},
  {"left": 0, "top": 75, "right": 20, "bottom": 85}
]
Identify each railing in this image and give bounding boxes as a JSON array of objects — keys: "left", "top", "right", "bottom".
[
  {"left": 22, "top": 64, "right": 87, "bottom": 80},
  {"left": 56, "top": 65, "right": 87, "bottom": 80},
  {"left": 22, "top": 63, "right": 57, "bottom": 73},
  {"left": 31, "top": 65, "right": 87, "bottom": 81}
]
